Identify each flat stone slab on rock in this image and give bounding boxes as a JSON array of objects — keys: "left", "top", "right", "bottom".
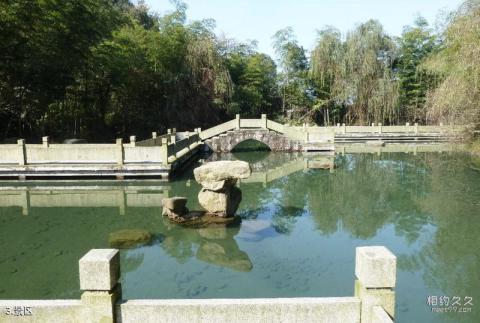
[
  {"left": 162, "top": 197, "right": 187, "bottom": 211},
  {"left": 194, "top": 160, "right": 252, "bottom": 191}
]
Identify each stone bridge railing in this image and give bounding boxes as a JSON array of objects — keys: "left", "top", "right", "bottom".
[
  {"left": 0, "top": 246, "right": 396, "bottom": 323},
  {"left": 198, "top": 114, "right": 335, "bottom": 142}
]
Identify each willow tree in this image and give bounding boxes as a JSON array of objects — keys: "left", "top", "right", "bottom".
[
  {"left": 310, "top": 27, "right": 343, "bottom": 125},
  {"left": 310, "top": 20, "right": 399, "bottom": 125},
  {"left": 423, "top": 0, "right": 480, "bottom": 125},
  {"left": 340, "top": 20, "right": 399, "bottom": 124}
]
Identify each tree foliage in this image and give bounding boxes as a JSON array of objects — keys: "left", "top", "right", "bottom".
[
  {"left": 423, "top": 0, "right": 480, "bottom": 125},
  {"left": 0, "top": 0, "right": 478, "bottom": 141}
]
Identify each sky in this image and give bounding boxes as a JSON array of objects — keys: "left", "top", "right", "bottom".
[{"left": 142, "top": 0, "right": 463, "bottom": 57}]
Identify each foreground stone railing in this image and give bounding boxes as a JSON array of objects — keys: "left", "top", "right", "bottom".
[{"left": 0, "top": 246, "right": 396, "bottom": 323}]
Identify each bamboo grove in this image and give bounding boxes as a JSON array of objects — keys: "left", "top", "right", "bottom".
[{"left": 0, "top": 0, "right": 479, "bottom": 142}]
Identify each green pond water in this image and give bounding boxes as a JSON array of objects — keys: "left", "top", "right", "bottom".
[{"left": 1, "top": 150, "right": 479, "bottom": 323}]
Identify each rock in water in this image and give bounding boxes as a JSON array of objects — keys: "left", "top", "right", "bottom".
[
  {"left": 194, "top": 160, "right": 251, "bottom": 191},
  {"left": 108, "top": 229, "right": 152, "bottom": 249},
  {"left": 162, "top": 196, "right": 187, "bottom": 211},
  {"left": 162, "top": 197, "right": 189, "bottom": 219},
  {"left": 194, "top": 161, "right": 251, "bottom": 217},
  {"left": 198, "top": 186, "right": 242, "bottom": 217}
]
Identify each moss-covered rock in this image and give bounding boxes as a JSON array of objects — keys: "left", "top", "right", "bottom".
[{"left": 108, "top": 229, "right": 152, "bottom": 249}]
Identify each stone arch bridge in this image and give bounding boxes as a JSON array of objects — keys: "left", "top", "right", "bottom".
[{"left": 199, "top": 114, "right": 335, "bottom": 153}]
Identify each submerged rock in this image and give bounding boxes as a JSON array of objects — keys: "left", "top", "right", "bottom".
[{"left": 108, "top": 229, "right": 152, "bottom": 249}]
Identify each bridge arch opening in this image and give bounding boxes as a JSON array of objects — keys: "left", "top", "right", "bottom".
[{"left": 231, "top": 139, "right": 271, "bottom": 153}]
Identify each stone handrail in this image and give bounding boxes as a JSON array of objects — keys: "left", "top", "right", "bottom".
[
  {"left": 0, "top": 246, "right": 396, "bottom": 323},
  {"left": 199, "top": 119, "right": 237, "bottom": 140},
  {"left": 327, "top": 123, "right": 468, "bottom": 134},
  {"left": 0, "top": 139, "right": 164, "bottom": 166}
]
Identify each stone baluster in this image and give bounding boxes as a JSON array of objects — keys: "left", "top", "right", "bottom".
[
  {"left": 261, "top": 114, "right": 267, "bottom": 129},
  {"left": 79, "top": 249, "right": 121, "bottom": 323},
  {"left": 116, "top": 138, "right": 124, "bottom": 165},
  {"left": 160, "top": 137, "right": 169, "bottom": 165},
  {"left": 236, "top": 114, "right": 241, "bottom": 130},
  {"left": 129, "top": 135, "right": 136, "bottom": 147},
  {"left": 42, "top": 136, "right": 49, "bottom": 148},
  {"left": 355, "top": 246, "right": 396, "bottom": 323},
  {"left": 17, "top": 139, "right": 26, "bottom": 166}
]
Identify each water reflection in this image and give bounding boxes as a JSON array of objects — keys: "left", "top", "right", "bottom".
[
  {"left": 161, "top": 218, "right": 252, "bottom": 272},
  {"left": 0, "top": 148, "right": 479, "bottom": 322}
]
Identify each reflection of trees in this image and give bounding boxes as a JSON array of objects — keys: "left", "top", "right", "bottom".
[
  {"left": 404, "top": 154, "right": 480, "bottom": 323},
  {"left": 305, "top": 153, "right": 432, "bottom": 240},
  {"left": 121, "top": 251, "right": 144, "bottom": 273}
]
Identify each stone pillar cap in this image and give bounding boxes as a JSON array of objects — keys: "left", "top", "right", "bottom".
[
  {"left": 79, "top": 249, "right": 120, "bottom": 291},
  {"left": 355, "top": 246, "right": 396, "bottom": 288}
]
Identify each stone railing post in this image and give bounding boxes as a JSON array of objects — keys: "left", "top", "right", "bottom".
[
  {"left": 152, "top": 132, "right": 157, "bottom": 139},
  {"left": 371, "top": 123, "right": 375, "bottom": 133},
  {"left": 116, "top": 139, "right": 124, "bottom": 165},
  {"left": 414, "top": 123, "right": 418, "bottom": 134},
  {"left": 79, "top": 249, "right": 121, "bottom": 323},
  {"left": 261, "top": 114, "right": 267, "bottom": 129},
  {"left": 129, "top": 136, "right": 136, "bottom": 147},
  {"left": 185, "top": 131, "right": 191, "bottom": 150},
  {"left": 378, "top": 123, "right": 382, "bottom": 134},
  {"left": 342, "top": 123, "right": 346, "bottom": 134},
  {"left": 42, "top": 136, "right": 49, "bottom": 148},
  {"left": 167, "top": 129, "right": 172, "bottom": 135},
  {"left": 17, "top": 139, "right": 26, "bottom": 165},
  {"left": 160, "top": 138, "right": 170, "bottom": 165},
  {"left": 235, "top": 114, "right": 241, "bottom": 129},
  {"left": 355, "top": 246, "right": 396, "bottom": 323}
]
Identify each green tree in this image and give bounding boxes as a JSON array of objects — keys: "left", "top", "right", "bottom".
[
  {"left": 272, "top": 27, "right": 312, "bottom": 122},
  {"left": 310, "top": 27, "right": 344, "bottom": 125},
  {"left": 396, "top": 16, "right": 438, "bottom": 123},
  {"left": 423, "top": 0, "right": 480, "bottom": 125},
  {"left": 222, "top": 40, "right": 280, "bottom": 118}
]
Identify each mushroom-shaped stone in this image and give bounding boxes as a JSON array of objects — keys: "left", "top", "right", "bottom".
[{"left": 194, "top": 161, "right": 252, "bottom": 191}]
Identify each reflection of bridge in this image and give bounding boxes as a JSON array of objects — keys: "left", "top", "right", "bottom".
[{"left": 0, "top": 182, "right": 169, "bottom": 215}]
